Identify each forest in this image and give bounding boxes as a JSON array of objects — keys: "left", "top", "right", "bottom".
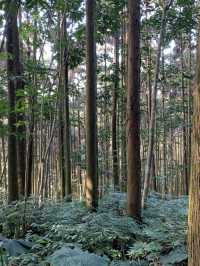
[{"left": 0, "top": 0, "right": 199, "bottom": 265}]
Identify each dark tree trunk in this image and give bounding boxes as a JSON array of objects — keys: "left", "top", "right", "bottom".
[
  {"left": 127, "top": 0, "right": 141, "bottom": 220},
  {"left": 6, "top": 0, "right": 20, "bottom": 202},
  {"left": 62, "top": 17, "right": 72, "bottom": 200},
  {"left": 17, "top": 5, "right": 26, "bottom": 197},
  {"left": 85, "top": 0, "right": 98, "bottom": 209},
  {"left": 26, "top": 16, "right": 36, "bottom": 197}
]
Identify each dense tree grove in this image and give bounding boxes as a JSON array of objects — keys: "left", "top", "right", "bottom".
[{"left": 0, "top": 0, "right": 199, "bottom": 265}]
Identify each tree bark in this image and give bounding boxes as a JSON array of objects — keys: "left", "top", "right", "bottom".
[
  {"left": 62, "top": 17, "right": 72, "bottom": 200},
  {"left": 58, "top": 14, "right": 66, "bottom": 199},
  {"left": 6, "top": 0, "right": 20, "bottom": 202},
  {"left": 180, "top": 35, "right": 189, "bottom": 195},
  {"left": 85, "top": 0, "right": 98, "bottom": 209},
  {"left": 26, "top": 14, "right": 37, "bottom": 197},
  {"left": 17, "top": 6, "right": 26, "bottom": 197},
  {"left": 188, "top": 24, "right": 200, "bottom": 266},
  {"left": 127, "top": 0, "right": 141, "bottom": 220}
]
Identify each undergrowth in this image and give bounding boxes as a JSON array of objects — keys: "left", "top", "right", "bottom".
[{"left": 0, "top": 192, "right": 188, "bottom": 266}]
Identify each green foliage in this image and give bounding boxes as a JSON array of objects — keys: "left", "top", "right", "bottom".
[
  {"left": 25, "top": 0, "right": 49, "bottom": 9},
  {"left": 0, "top": 199, "right": 44, "bottom": 238},
  {"left": 127, "top": 241, "right": 162, "bottom": 260},
  {"left": 96, "top": 0, "right": 126, "bottom": 40},
  {"left": 0, "top": 193, "right": 188, "bottom": 265}
]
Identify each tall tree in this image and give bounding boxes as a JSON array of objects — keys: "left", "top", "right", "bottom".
[
  {"left": 85, "top": 0, "right": 98, "bottom": 209},
  {"left": 62, "top": 16, "right": 72, "bottom": 199},
  {"left": 188, "top": 24, "right": 200, "bottom": 266},
  {"left": 6, "top": 0, "right": 21, "bottom": 202},
  {"left": 180, "top": 35, "right": 189, "bottom": 195},
  {"left": 112, "top": 33, "right": 119, "bottom": 190},
  {"left": 127, "top": 0, "right": 141, "bottom": 219}
]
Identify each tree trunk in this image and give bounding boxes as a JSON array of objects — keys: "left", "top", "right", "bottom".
[
  {"left": 78, "top": 110, "right": 82, "bottom": 198},
  {"left": 85, "top": 0, "right": 98, "bottom": 209},
  {"left": 180, "top": 36, "right": 189, "bottom": 195},
  {"left": 161, "top": 53, "right": 167, "bottom": 195},
  {"left": 6, "top": 0, "right": 20, "bottom": 202},
  {"left": 187, "top": 36, "right": 192, "bottom": 193},
  {"left": 188, "top": 25, "right": 200, "bottom": 266},
  {"left": 127, "top": 0, "right": 141, "bottom": 220},
  {"left": 16, "top": 4, "right": 26, "bottom": 197},
  {"left": 62, "top": 17, "right": 72, "bottom": 200},
  {"left": 26, "top": 14, "right": 37, "bottom": 197},
  {"left": 112, "top": 33, "right": 119, "bottom": 190},
  {"left": 120, "top": 12, "right": 127, "bottom": 189},
  {"left": 58, "top": 14, "right": 66, "bottom": 199}
]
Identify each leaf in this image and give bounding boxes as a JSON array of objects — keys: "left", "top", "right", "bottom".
[{"left": 25, "top": 0, "right": 49, "bottom": 9}]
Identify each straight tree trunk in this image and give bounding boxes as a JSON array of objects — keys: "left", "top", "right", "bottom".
[
  {"left": 188, "top": 24, "right": 200, "bottom": 266},
  {"left": 26, "top": 14, "right": 37, "bottom": 197},
  {"left": 180, "top": 36, "right": 189, "bottom": 195},
  {"left": 187, "top": 36, "right": 192, "bottom": 191},
  {"left": 120, "top": 12, "right": 127, "bottom": 189},
  {"left": 127, "top": 0, "right": 141, "bottom": 220},
  {"left": 85, "top": 0, "right": 98, "bottom": 209},
  {"left": 16, "top": 4, "right": 26, "bottom": 197},
  {"left": 104, "top": 43, "right": 110, "bottom": 190},
  {"left": 6, "top": 0, "right": 20, "bottom": 202},
  {"left": 78, "top": 110, "right": 82, "bottom": 197},
  {"left": 58, "top": 14, "right": 66, "bottom": 199},
  {"left": 161, "top": 53, "right": 167, "bottom": 195},
  {"left": 62, "top": 17, "right": 72, "bottom": 199},
  {"left": 112, "top": 33, "right": 119, "bottom": 190}
]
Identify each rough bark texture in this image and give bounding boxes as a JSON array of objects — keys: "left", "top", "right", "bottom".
[
  {"left": 85, "top": 0, "right": 98, "bottom": 209},
  {"left": 127, "top": 0, "right": 141, "bottom": 220},
  {"left": 188, "top": 27, "right": 200, "bottom": 266}
]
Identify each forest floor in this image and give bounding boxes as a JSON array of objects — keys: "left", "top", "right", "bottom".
[{"left": 0, "top": 192, "right": 188, "bottom": 266}]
